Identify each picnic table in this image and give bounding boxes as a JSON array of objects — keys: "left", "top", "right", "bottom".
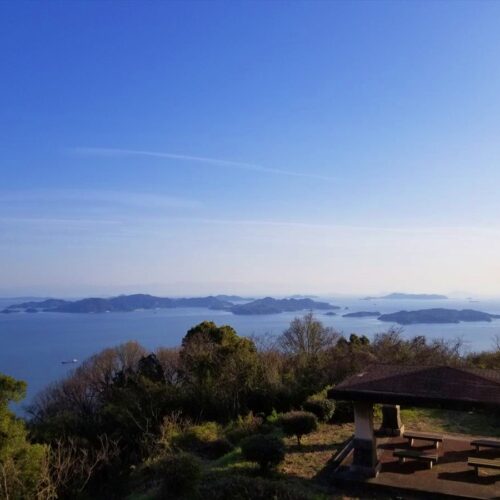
[
  {"left": 468, "top": 457, "right": 500, "bottom": 478},
  {"left": 470, "top": 439, "right": 500, "bottom": 453},
  {"left": 403, "top": 431, "right": 443, "bottom": 449},
  {"left": 393, "top": 448, "right": 438, "bottom": 469}
]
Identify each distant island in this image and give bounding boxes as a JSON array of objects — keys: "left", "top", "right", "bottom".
[
  {"left": 213, "top": 294, "right": 254, "bottom": 302},
  {"left": 3, "top": 294, "right": 234, "bottom": 314},
  {"left": 3, "top": 294, "right": 339, "bottom": 316},
  {"left": 363, "top": 292, "right": 448, "bottom": 300},
  {"left": 229, "top": 297, "right": 339, "bottom": 315},
  {"left": 378, "top": 308, "right": 500, "bottom": 325},
  {"left": 343, "top": 311, "right": 381, "bottom": 318}
]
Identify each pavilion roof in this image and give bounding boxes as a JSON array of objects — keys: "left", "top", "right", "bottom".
[{"left": 328, "top": 364, "right": 500, "bottom": 410}]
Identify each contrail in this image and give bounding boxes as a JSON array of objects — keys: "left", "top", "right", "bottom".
[{"left": 74, "top": 147, "right": 336, "bottom": 181}]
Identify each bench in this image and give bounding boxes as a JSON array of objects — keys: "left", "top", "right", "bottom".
[
  {"left": 403, "top": 431, "right": 443, "bottom": 449},
  {"left": 468, "top": 457, "right": 500, "bottom": 477},
  {"left": 470, "top": 439, "right": 500, "bottom": 453},
  {"left": 393, "top": 449, "right": 438, "bottom": 469}
]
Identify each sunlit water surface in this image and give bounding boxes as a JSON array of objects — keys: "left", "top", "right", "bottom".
[{"left": 1, "top": 296, "right": 499, "bottom": 410}]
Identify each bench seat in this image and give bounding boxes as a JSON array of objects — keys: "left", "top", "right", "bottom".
[
  {"left": 403, "top": 431, "right": 443, "bottom": 448},
  {"left": 394, "top": 449, "right": 438, "bottom": 469},
  {"left": 468, "top": 457, "right": 500, "bottom": 477},
  {"left": 470, "top": 439, "right": 500, "bottom": 452}
]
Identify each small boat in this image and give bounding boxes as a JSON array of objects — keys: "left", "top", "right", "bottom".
[{"left": 61, "top": 359, "right": 78, "bottom": 364}]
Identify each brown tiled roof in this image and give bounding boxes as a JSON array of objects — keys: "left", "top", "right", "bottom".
[{"left": 328, "top": 365, "right": 500, "bottom": 410}]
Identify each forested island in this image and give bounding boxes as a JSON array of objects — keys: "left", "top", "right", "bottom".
[
  {"left": 230, "top": 297, "right": 338, "bottom": 315},
  {"left": 343, "top": 311, "right": 381, "bottom": 318},
  {"left": 378, "top": 308, "right": 500, "bottom": 325},
  {"left": 3, "top": 294, "right": 339, "bottom": 316}
]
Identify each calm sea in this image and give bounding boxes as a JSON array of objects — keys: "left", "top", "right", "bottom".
[{"left": 1, "top": 296, "right": 499, "bottom": 410}]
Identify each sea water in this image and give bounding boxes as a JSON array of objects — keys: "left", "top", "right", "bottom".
[{"left": 1, "top": 297, "right": 499, "bottom": 409}]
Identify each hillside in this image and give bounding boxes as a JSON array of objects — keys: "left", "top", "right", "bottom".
[
  {"left": 378, "top": 308, "right": 500, "bottom": 325},
  {"left": 342, "top": 311, "right": 381, "bottom": 318},
  {"left": 5, "top": 294, "right": 233, "bottom": 313},
  {"left": 230, "top": 297, "right": 339, "bottom": 315}
]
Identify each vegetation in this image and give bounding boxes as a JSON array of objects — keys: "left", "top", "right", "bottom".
[
  {"left": 279, "top": 411, "right": 318, "bottom": 446},
  {"left": 0, "top": 313, "right": 498, "bottom": 498},
  {"left": 157, "top": 452, "right": 202, "bottom": 498},
  {"left": 302, "top": 386, "right": 335, "bottom": 422},
  {"left": 240, "top": 434, "right": 285, "bottom": 473},
  {"left": 0, "top": 374, "right": 46, "bottom": 499}
]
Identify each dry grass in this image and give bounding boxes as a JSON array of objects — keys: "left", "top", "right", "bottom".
[
  {"left": 398, "top": 408, "right": 500, "bottom": 438},
  {"left": 280, "top": 423, "right": 353, "bottom": 481}
]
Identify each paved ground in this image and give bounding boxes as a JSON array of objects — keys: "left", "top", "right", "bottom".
[{"left": 335, "top": 435, "right": 500, "bottom": 499}]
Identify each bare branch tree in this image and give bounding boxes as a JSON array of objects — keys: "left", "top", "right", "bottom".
[{"left": 279, "top": 312, "right": 340, "bottom": 356}]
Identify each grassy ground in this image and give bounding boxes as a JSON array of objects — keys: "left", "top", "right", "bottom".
[
  {"left": 129, "top": 408, "right": 499, "bottom": 499},
  {"left": 398, "top": 407, "right": 500, "bottom": 438}
]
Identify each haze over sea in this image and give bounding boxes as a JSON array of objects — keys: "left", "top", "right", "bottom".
[{"left": 1, "top": 295, "right": 499, "bottom": 409}]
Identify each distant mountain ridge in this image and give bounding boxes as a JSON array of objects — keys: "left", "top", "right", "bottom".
[
  {"left": 363, "top": 292, "right": 448, "bottom": 300},
  {"left": 4, "top": 294, "right": 339, "bottom": 316}
]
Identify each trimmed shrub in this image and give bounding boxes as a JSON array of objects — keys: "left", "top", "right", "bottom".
[
  {"left": 199, "top": 474, "right": 313, "bottom": 500},
  {"left": 279, "top": 411, "right": 318, "bottom": 445},
  {"left": 302, "top": 397, "right": 335, "bottom": 422},
  {"left": 240, "top": 434, "right": 285, "bottom": 473},
  {"left": 157, "top": 452, "right": 201, "bottom": 498}
]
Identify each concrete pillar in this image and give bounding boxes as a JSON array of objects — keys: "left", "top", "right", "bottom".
[
  {"left": 379, "top": 404, "right": 404, "bottom": 437},
  {"left": 351, "top": 401, "right": 380, "bottom": 477}
]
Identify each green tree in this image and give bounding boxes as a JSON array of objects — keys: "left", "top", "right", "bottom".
[
  {"left": 180, "top": 321, "right": 258, "bottom": 419},
  {"left": 0, "top": 373, "right": 46, "bottom": 499}
]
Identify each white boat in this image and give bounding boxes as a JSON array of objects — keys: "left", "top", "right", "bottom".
[{"left": 61, "top": 358, "right": 78, "bottom": 364}]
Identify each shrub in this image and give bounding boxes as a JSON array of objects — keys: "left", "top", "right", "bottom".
[
  {"left": 172, "top": 422, "right": 220, "bottom": 454},
  {"left": 266, "top": 408, "right": 279, "bottom": 425},
  {"left": 157, "top": 452, "right": 201, "bottom": 498},
  {"left": 159, "top": 413, "right": 185, "bottom": 451},
  {"left": 203, "top": 437, "right": 234, "bottom": 459},
  {"left": 224, "top": 413, "right": 263, "bottom": 445},
  {"left": 279, "top": 411, "right": 318, "bottom": 445},
  {"left": 240, "top": 434, "right": 285, "bottom": 473},
  {"left": 330, "top": 400, "right": 354, "bottom": 423},
  {"left": 302, "top": 397, "right": 335, "bottom": 422},
  {"left": 199, "top": 474, "right": 313, "bottom": 500}
]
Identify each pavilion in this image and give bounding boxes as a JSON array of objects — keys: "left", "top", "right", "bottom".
[{"left": 327, "top": 365, "right": 500, "bottom": 498}]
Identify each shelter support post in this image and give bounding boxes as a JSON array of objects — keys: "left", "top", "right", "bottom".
[
  {"left": 378, "top": 404, "right": 404, "bottom": 437},
  {"left": 351, "top": 401, "right": 380, "bottom": 477}
]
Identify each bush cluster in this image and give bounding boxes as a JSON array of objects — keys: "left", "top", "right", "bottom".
[
  {"left": 157, "top": 452, "right": 201, "bottom": 498},
  {"left": 279, "top": 411, "right": 318, "bottom": 445},
  {"left": 240, "top": 434, "right": 285, "bottom": 473}
]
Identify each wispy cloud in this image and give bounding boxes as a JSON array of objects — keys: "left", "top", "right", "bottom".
[
  {"left": 149, "top": 217, "right": 500, "bottom": 236},
  {"left": 73, "top": 147, "right": 336, "bottom": 181},
  {"left": 0, "top": 189, "right": 200, "bottom": 210}
]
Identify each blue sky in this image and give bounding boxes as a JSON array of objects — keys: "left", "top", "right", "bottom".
[{"left": 1, "top": 1, "right": 500, "bottom": 296}]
